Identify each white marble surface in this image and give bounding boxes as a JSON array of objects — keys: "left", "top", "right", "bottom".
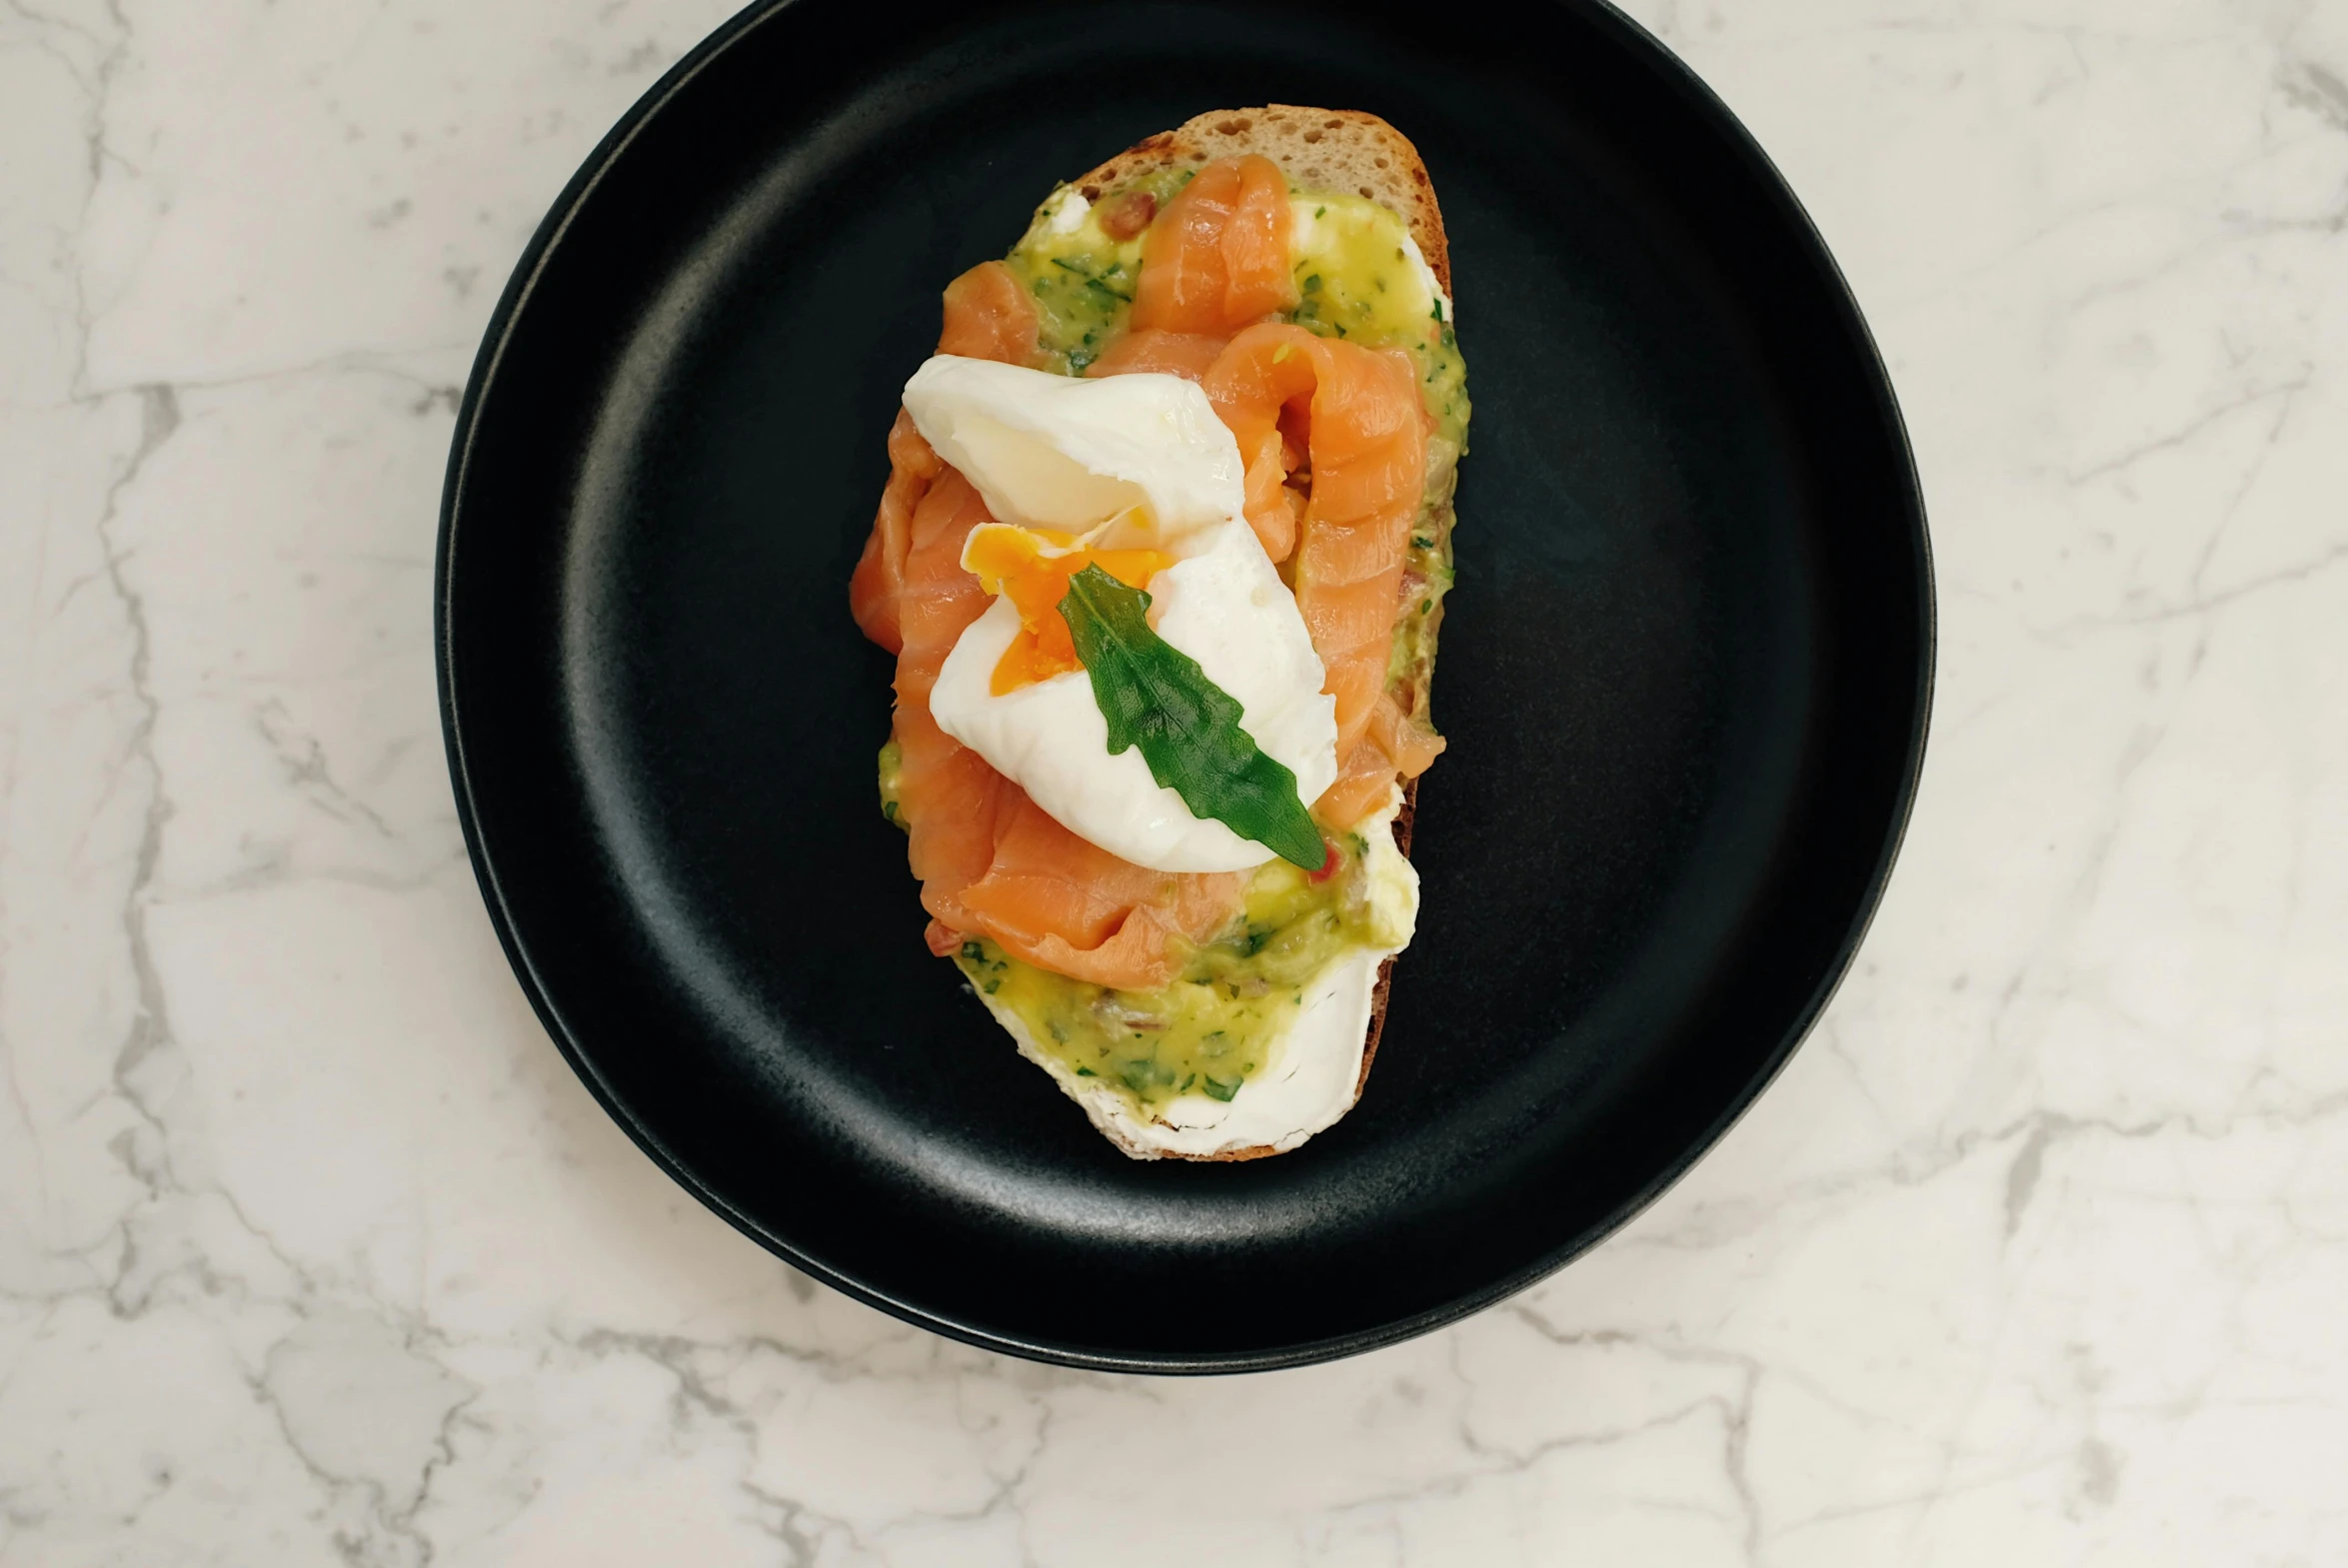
[{"left": 3, "top": 0, "right": 2345, "bottom": 1560}]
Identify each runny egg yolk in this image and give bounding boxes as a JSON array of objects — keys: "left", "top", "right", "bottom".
[{"left": 963, "top": 524, "right": 1172, "bottom": 695}]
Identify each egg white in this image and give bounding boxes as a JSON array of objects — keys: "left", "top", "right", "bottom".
[{"left": 903, "top": 356, "right": 1240, "bottom": 544}]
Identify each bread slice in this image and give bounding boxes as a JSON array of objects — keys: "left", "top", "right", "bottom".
[{"left": 1059, "top": 108, "right": 1456, "bottom": 1158}]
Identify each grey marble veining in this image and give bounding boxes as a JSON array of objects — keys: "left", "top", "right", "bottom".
[{"left": 2, "top": 0, "right": 2345, "bottom": 1562}]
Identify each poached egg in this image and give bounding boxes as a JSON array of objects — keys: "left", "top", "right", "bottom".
[{"left": 903, "top": 355, "right": 1337, "bottom": 873}]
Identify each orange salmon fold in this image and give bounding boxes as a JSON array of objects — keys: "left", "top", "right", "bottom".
[
  {"left": 1204, "top": 323, "right": 1441, "bottom": 827},
  {"left": 1131, "top": 156, "right": 1299, "bottom": 337}
]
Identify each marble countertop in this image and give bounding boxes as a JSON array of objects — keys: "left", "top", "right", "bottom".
[{"left": 5, "top": 0, "right": 2345, "bottom": 1562}]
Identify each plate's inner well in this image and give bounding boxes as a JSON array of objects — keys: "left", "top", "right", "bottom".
[{"left": 442, "top": 0, "right": 1927, "bottom": 1367}]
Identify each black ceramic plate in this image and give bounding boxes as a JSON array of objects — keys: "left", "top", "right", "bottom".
[{"left": 438, "top": 0, "right": 1930, "bottom": 1371}]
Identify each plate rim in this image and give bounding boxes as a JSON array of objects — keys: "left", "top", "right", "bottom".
[{"left": 435, "top": 0, "right": 1935, "bottom": 1374}]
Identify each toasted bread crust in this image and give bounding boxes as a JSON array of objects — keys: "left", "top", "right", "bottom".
[{"left": 1067, "top": 109, "right": 1446, "bottom": 1162}]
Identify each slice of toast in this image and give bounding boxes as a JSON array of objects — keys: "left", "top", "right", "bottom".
[{"left": 1066, "top": 108, "right": 1455, "bottom": 1159}]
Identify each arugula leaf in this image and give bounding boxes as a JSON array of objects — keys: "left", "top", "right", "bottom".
[{"left": 1057, "top": 566, "right": 1325, "bottom": 870}]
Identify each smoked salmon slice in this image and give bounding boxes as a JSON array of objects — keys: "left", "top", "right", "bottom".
[
  {"left": 1202, "top": 323, "right": 1441, "bottom": 826},
  {"left": 948, "top": 801, "right": 1243, "bottom": 990},
  {"left": 1131, "top": 156, "right": 1298, "bottom": 336},
  {"left": 1083, "top": 328, "right": 1226, "bottom": 384},
  {"left": 852, "top": 261, "right": 1041, "bottom": 656},
  {"left": 936, "top": 260, "right": 1046, "bottom": 367},
  {"left": 847, "top": 408, "right": 943, "bottom": 656}
]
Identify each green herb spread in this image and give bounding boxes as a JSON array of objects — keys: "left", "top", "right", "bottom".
[{"left": 1003, "top": 168, "right": 1193, "bottom": 375}]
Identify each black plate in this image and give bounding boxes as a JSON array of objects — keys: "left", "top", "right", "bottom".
[{"left": 437, "top": 0, "right": 1931, "bottom": 1371}]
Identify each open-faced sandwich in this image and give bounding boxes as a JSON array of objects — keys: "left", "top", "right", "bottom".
[{"left": 849, "top": 107, "right": 1468, "bottom": 1159}]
